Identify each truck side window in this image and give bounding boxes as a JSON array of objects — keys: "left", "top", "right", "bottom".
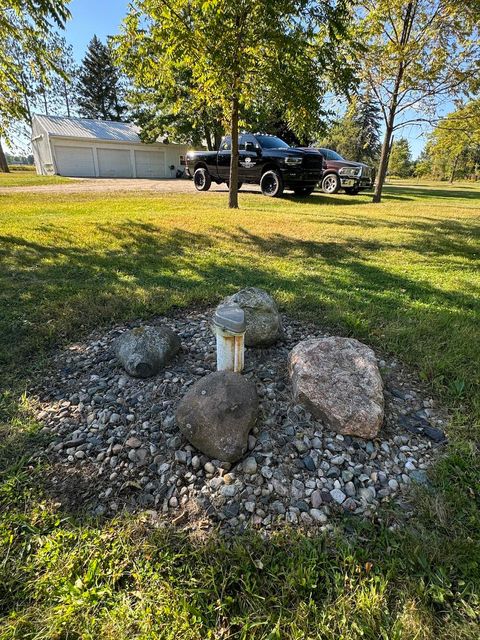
[{"left": 220, "top": 140, "right": 231, "bottom": 151}]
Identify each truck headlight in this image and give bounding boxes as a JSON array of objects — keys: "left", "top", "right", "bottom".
[
  {"left": 285, "top": 157, "right": 303, "bottom": 166},
  {"left": 339, "top": 167, "right": 361, "bottom": 177}
]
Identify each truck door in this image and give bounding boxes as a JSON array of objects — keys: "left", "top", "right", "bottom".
[
  {"left": 217, "top": 137, "right": 231, "bottom": 180},
  {"left": 239, "top": 135, "right": 262, "bottom": 182}
]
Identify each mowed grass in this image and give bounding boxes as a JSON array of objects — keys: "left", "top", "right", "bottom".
[
  {"left": 1, "top": 182, "right": 479, "bottom": 639},
  {"left": 0, "top": 170, "right": 72, "bottom": 187}
]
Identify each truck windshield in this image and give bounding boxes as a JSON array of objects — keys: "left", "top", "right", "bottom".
[
  {"left": 255, "top": 136, "right": 290, "bottom": 149},
  {"left": 320, "top": 149, "right": 345, "bottom": 161}
]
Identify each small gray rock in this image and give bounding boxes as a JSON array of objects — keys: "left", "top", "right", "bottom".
[
  {"left": 115, "top": 325, "right": 180, "bottom": 378},
  {"left": 310, "top": 489, "right": 323, "bottom": 509},
  {"left": 330, "top": 488, "right": 346, "bottom": 504},
  {"left": 310, "top": 509, "right": 328, "bottom": 524},
  {"left": 243, "top": 457, "right": 258, "bottom": 475}
]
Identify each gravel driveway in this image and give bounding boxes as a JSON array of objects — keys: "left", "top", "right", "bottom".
[{"left": 0, "top": 178, "right": 263, "bottom": 195}]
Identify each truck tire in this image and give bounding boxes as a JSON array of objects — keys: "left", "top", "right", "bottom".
[
  {"left": 321, "top": 173, "right": 340, "bottom": 194},
  {"left": 344, "top": 186, "right": 359, "bottom": 195},
  {"left": 293, "top": 186, "right": 315, "bottom": 196},
  {"left": 194, "top": 167, "right": 212, "bottom": 191},
  {"left": 260, "top": 170, "right": 284, "bottom": 197}
]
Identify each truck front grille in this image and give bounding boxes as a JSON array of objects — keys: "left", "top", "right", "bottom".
[{"left": 303, "top": 155, "right": 324, "bottom": 171}]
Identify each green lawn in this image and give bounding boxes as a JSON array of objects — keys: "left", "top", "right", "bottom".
[
  {"left": 1, "top": 182, "right": 479, "bottom": 639},
  {"left": 0, "top": 170, "right": 72, "bottom": 187}
]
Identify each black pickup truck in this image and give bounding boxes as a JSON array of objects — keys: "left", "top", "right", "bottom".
[{"left": 185, "top": 133, "right": 324, "bottom": 197}]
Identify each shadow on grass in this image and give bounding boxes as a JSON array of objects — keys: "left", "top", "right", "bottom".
[{"left": 1, "top": 218, "right": 479, "bottom": 389}]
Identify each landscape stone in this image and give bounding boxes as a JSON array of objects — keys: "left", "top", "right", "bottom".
[
  {"left": 29, "top": 309, "right": 444, "bottom": 533},
  {"left": 175, "top": 371, "right": 258, "bottom": 462},
  {"left": 288, "top": 337, "right": 384, "bottom": 439},
  {"left": 243, "top": 457, "right": 258, "bottom": 475},
  {"left": 220, "top": 287, "right": 283, "bottom": 346},
  {"left": 115, "top": 325, "right": 180, "bottom": 378},
  {"left": 330, "top": 488, "right": 346, "bottom": 504}
]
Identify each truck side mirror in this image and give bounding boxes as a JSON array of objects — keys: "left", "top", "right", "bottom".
[{"left": 245, "top": 142, "right": 257, "bottom": 153}]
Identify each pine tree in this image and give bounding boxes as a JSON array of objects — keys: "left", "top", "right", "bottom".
[
  {"left": 76, "top": 35, "right": 126, "bottom": 121},
  {"left": 319, "top": 93, "right": 381, "bottom": 164},
  {"left": 351, "top": 95, "right": 381, "bottom": 163}
]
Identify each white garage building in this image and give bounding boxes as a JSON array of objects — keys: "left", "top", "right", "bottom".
[{"left": 32, "top": 114, "right": 189, "bottom": 179}]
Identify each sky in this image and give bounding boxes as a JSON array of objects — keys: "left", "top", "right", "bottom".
[{"left": 64, "top": 0, "right": 129, "bottom": 61}]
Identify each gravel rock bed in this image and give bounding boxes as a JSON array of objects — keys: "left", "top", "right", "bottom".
[{"left": 30, "top": 309, "right": 447, "bottom": 534}]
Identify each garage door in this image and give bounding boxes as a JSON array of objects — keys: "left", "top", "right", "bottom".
[
  {"left": 97, "top": 148, "right": 132, "bottom": 178},
  {"left": 54, "top": 145, "right": 95, "bottom": 177},
  {"left": 135, "top": 150, "right": 166, "bottom": 178}
]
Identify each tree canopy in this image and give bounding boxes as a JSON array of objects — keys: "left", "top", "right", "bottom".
[
  {"left": 425, "top": 99, "right": 480, "bottom": 181},
  {"left": 357, "top": 0, "right": 480, "bottom": 201},
  {"left": 0, "top": 0, "right": 71, "bottom": 171},
  {"left": 319, "top": 92, "right": 381, "bottom": 163}
]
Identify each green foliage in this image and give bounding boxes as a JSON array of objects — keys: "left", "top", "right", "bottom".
[
  {"left": 388, "top": 138, "right": 413, "bottom": 177},
  {"left": 77, "top": 35, "right": 127, "bottom": 121},
  {"left": 0, "top": 0, "right": 71, "bottom": 171},
  {"left": 357, "top": 0, "right": 480, "bottom": 201},
  {"left": 426, "top": 99, "right": 480, "bottom": 181},
  {"left": 0, "top": 0, "right": 71, "bottom": 137}
]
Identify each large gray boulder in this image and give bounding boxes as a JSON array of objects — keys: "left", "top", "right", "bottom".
[
  {"left": 175, "top": 371, "right": 258, "bottom": 462},
  {"left": 288, "top": 337, "right": 384, "bottom": 439},
  {"left": 114, "top": 325, "right": 180, "bottom": 378},
  {"left": 220, "top": 287, "right": 283, "bottom": 347}
]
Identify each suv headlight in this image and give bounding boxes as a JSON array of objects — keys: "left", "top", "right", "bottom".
[{"left": 285, "top": 156, "right": 303, "bottom": 166}]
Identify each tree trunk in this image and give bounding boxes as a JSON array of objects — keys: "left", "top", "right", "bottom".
[
  {"left": 0, "top": 140, "right": 10, "bottom": 172},
  {"left": 63, "top": 79, "right": 71, "bottom": 117},
  {"left": 214, "top": 126, "right": 223, "bottom": 150},
  {"left": 372, "top": 1, "right": 414, "bottom": 203},
  {"left": 42, "top": 84, "right": 49, "bottom": 115},
  {"left": 373, "top": 124, "right": 394, "bottom": 202},
  {"left": 204, "top": 124, "right": 213, "bottom": 151},
  {"left": 449, "top": 154, "right": 459, "bottom": 183},
  {"left": 228, "top": 95, "right": 239, "bottom": 209}
]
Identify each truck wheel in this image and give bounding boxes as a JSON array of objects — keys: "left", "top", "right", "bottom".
[
  {"left": 293, "top": 186, "right": 314, "bottom": 196},
  {"left": 321, "top": 173, "right": 340, "bottom": 194},
  {"left": 193, "top": 168, "right": 212, "bottom": 191},
  {"left": 260, "top": 170, "right": 284, "bottom": 197},
  {"left": 344, "top": 187, "right": 359, "bottom": 195}
]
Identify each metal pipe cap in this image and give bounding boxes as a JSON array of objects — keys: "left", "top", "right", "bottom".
[{"left": 213, "top": 305, "right": 246, "bottom": 333}]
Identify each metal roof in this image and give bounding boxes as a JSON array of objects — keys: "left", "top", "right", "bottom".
[{"left": 33, "top": 114, "right": 143, "bottom": 142}]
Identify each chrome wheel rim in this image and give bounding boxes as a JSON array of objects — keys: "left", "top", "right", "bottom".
[
  {"left": 323, "top": 175, "right": 337, "bottom": 193},
  {"left": 195, "top": 172, "right": 205, "bottom": 188}
]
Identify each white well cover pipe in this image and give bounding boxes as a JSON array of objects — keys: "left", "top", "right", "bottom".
[{"left": 213, "top": 305, "right": 246, "bottom": 373}]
